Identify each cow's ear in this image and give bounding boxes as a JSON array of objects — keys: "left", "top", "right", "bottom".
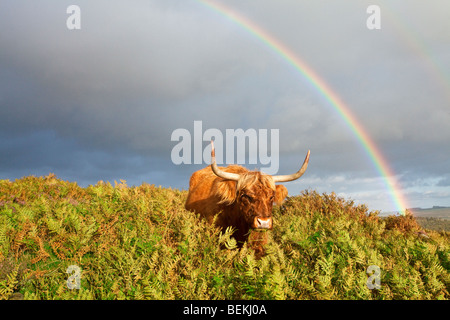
[
  {"left": 213, "top": 179, "right": 238, "bottom": 205},
  {"left": 274, "top": 185, "right": 288, "bottom": 205}
]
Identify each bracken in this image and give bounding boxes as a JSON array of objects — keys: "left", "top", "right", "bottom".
[{"left": 0, "top": 174, "right": 448, "bottom": 300}]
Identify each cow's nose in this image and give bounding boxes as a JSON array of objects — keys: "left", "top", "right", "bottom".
[{"left": 254, "top": 217, "right": 272, "bottom": 229}]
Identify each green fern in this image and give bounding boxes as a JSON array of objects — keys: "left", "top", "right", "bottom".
[
  {"left": 0, "top": 176, "right": 448, "bottom": 300},
  {"left": 0, "top": 266, "right": 19, "bottom": 300}
]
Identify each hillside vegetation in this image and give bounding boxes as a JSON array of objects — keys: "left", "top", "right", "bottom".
[
  {"left": 0, "top": 174, "right": 449, "bottom": 300},
  {"left": 415, "top": 217, "right": 450, "bottom": 233}
]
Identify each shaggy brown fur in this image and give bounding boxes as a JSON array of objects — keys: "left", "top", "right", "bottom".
[{"left": 185, "top": 164, "right": 289, "bottom": 257}]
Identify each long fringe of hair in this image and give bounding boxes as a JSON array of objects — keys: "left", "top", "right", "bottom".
[{"left": 211, "top": 165, "right": 276, "bottom": 205}]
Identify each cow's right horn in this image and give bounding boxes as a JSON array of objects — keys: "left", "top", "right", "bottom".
[{"left": 210, "top": 140, "right": 241, "bottom": 181}]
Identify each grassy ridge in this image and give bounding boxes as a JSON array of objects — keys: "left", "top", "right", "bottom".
[{"left": 0, "top": 174, "right": 449, "bottom": 300}]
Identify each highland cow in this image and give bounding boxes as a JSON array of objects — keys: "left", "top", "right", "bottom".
[{"left": 185, "top": 141, "right": 310, "bottom": 256}]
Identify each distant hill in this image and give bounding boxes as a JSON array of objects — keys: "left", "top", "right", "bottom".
[
  {"left": 406, "top": 207, "right": 450, "bottom": 232},
  {"left": 381, "top": 206, "right": 450, "bottom": 219},
  {"left": 379, "top": 206, "right": 450, "bottom": 232},
  {"left": 409, "top": 206, "right": 450, "bottom": 220}
]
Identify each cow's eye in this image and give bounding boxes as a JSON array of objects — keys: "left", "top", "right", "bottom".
[
  {"left": 270, "top": 195, "right": 275, "bottom": 202},
  {"left": 241, "top": 194, "right": 252, "bottom": 201}
]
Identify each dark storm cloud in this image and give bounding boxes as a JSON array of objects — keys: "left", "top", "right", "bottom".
[{"left": 1, "top": 1, "right": 293, "bottom": 160}]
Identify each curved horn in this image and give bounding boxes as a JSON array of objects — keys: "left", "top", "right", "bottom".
[
  {"left": 272, "top": 150, "right": 310, "bottom": 183},
  {"left": 210, "top": 140, "right": 241, "bottom": 181}
]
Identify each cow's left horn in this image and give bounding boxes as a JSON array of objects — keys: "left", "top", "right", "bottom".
[
  {"left": 210, "top": 140, "right": 241, "bottom": 181},
  {"left": 272, "top": 150, "right": 310, "bottom": 183}
]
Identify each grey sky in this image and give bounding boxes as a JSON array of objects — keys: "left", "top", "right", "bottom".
[{"left": 1, "top": 0, "right": 449, "bottom": 212}]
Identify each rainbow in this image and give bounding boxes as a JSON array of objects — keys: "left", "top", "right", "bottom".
[{"left": 198, "top": 0, "right": 409, "bottom": 213}]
